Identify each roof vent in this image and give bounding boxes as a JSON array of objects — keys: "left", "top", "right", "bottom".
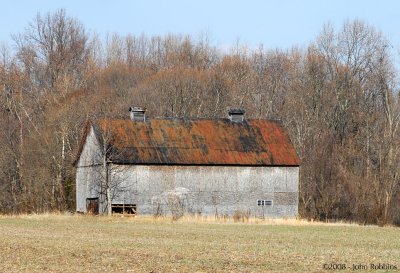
[
  {"left": 228, "top": 109, "right": 245, "bottom": 122},
  {"left": 129, "top": 106, "right": 146, "bottom": 122}
]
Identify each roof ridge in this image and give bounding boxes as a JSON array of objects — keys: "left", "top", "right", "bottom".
[{"left": 96, "top": 117, "right": 282, "bottom": 122}]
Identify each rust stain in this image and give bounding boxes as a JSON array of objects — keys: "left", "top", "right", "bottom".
[{"left": 89, "top": 118, "right": 300, "bottom": 166}]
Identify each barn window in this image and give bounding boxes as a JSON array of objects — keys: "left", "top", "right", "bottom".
[
  {"left": 111, "top": 204, "right": 137, "bottom": 215},
  {"left": 257, "top": 199, "right": 273, "bottom": 206}
]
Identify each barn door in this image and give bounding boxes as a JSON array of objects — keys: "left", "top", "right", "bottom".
[{"left": 86, "top": 198, "right": 99, "bottom": 214}]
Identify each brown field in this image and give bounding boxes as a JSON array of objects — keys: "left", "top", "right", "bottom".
[{"left": 0, "top": 214, "right": 399, "bottom": 273}]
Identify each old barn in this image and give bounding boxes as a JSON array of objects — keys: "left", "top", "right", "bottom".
[{"left": 75, "top": 107, "right": 300, "bottom": 218}]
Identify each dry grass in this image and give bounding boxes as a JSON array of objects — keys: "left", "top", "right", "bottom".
[{"left": 0, "top": 214, "right": 399, "bottom": 272}]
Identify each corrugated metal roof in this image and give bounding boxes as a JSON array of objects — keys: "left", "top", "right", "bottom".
[{"left": 87, "top": 118, "right": 299, "bottom": 166}]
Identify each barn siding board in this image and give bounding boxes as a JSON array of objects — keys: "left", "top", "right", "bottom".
[
  {"left": 76, "top": 127, "right": 103, "bottom": 213},
  {"left": 106, "top": 165, "right": 299, "bottom": 217}
]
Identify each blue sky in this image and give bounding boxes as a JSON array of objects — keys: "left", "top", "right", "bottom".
[{"left": 1, "top": 0, "right": 400, "bottom": 50}]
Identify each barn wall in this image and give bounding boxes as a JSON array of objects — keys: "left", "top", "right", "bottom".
[
  {"left": 109, "top": 165, "right": 299, "bottom": 218},
  {"left": 76, "top": 126, "right": 103, "bottom": 213}
]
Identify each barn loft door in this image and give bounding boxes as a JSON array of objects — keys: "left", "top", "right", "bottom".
[{"left": 86, "top": 198, "right": 99, "bottom": 214}]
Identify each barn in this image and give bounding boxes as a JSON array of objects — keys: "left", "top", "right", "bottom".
[{"left": 75, "top": 107, "right": 300, "bottom": 218}]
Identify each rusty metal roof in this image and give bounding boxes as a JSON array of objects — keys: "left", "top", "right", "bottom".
[{"left": 89, "top": 118, "right": 299, "bottom": 166}]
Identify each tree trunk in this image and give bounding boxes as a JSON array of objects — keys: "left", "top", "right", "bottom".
[
  {"left": 107, "top": 187, "right": 112, "bottom": 216},
  {"left": 103, "top": 156, "right": 112, "bottom": 216}
]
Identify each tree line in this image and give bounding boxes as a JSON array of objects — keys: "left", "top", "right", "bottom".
[{"left": 0, "top": 9, "right": 399, "bottom": 225}]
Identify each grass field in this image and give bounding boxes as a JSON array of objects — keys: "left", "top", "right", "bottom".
[{"left": 0, "top": 214, "right": 399, "bottom": 273}]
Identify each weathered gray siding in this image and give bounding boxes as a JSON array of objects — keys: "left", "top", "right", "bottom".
[
  {"left": 76, "top": 125, "right": 299, "bottom": 217},
  {"left": 76, "top": 126, "right": 103, "bottom": 212},
  {"left": 108, "top": 165, "right": 299, "bottom": 218}
]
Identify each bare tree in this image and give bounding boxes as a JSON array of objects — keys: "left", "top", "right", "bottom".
[{"left": 13, "top": 9, "right": 91, "bottom": 95}]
